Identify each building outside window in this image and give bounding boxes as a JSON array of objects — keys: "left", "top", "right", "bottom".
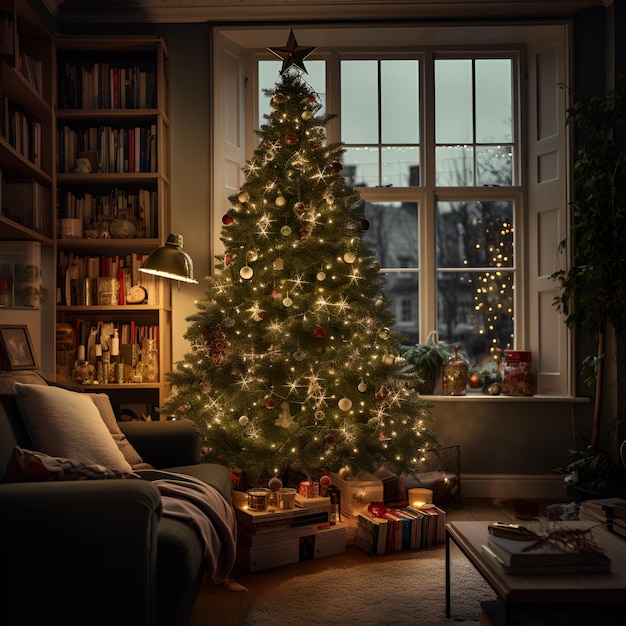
[
  {"left": 215, "top": 22, "right": 569, "bottom": 395},
  {"left": 260, "top": 53, "right": 519, "bottom": 370}
]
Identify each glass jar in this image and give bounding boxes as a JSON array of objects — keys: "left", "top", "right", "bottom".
[
  {"left": 139, "top": 338, "right": 159, "bottom": 382},
  {"left": 442, "top": 346, "right": 468, "bottom": 396}
]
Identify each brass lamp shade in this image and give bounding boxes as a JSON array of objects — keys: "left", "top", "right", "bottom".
[{"left": 140, "top": 233, "right": 199, "bottom": 284}]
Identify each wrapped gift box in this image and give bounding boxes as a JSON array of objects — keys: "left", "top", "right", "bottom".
[
  {"left": 298, "top": 480, "right": 319, "bottom": 498},
  {"left": 328, "top": 471, "right": 384, "bottom": 517}
]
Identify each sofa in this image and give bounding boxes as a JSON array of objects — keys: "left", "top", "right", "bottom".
[{"left": 0, "top": 370, "right": 236, "bottom": 626}]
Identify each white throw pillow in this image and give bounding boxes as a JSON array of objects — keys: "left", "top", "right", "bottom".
[
  {"left": 15, "top": 383, "right": 133, "bottom": 473},
  {"left": 88, "top": 393, "right": 145, "bottom": 468}
]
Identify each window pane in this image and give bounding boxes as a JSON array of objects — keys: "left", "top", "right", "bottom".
[
  {"left": 436, "top": 199, "right": 515, "bottom": 366},
  {"left": 343, "top": 146, "right": 379, "bottom": 187},
  {"left": 435, "top": 146, "right": 474, "bottom": 186},
  {"left": 363, "top": 201, "right": 419, "bottom": 268},
  {"left": 341, "top": 60, "right": 378, "bottom": 143},
  {"left": 475, "top": 59, "right": 512, "bottom": 143},
  {"left": 476, "top": 145, "right": 513, "bottom": 186},
  {"left": 258, "top": 60, "right": 326, "bottom": 127},
  {"left": 384, "top": 271, "right": 419, "bottom": 344},
  {"left": 381, "top": 60, "right": 419, "bottom": 144},
  {"left": 435, "top": 59, "right": 473, "bottom": 143},
  {"left": 437, "top": 270, "right": 514, "bottom": 366},
  {"left": 436, "top": 200, "right": 514, "bottom": 268},
  {"left": 381, "top": 146, "right": 420, "bottom": 187}
]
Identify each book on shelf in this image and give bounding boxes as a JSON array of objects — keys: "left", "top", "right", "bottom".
[
  {"left": 1, "top": 177, "right": 51, "bottom": 235},
  {"left": 482, "top": 533, "right": 611, "bottom": 574},
  {"left": 0, "top": 10, "right": 15, "bottom": 65}
]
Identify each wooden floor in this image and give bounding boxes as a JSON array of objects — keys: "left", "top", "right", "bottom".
[{"left": 189, "top": 498, "right": 558, "bottom": 626}]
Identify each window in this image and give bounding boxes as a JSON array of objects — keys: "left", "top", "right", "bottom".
[
  {"left": 337, "top": 53, "right": 519, "bottom": 369},
  {"left": 213, "top": 23, "right": 570, "bottom": 394}
]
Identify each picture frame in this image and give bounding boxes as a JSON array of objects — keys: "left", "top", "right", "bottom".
[{"left": 0, "top": 325, "right": 38, "bottom": 371}]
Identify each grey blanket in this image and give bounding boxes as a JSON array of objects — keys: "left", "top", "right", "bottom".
[{"left": 137, "top": 469, "right": 237, "bottom": 584}]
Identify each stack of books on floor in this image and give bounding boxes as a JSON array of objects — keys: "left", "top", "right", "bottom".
[
  {"left": 481, "top": 526, "right": 612, "bottom": 574},
  {"left": 356, "top": 504, "right": 447, "bottom": 555},
  {"left": 579, "top": 496, "right": 626, "bottom": 527},
  {"left": 612, "top": 501, "right": 626, "bottom": 539},
  {"left": 233, "top": 493, "right": 346, "bottom": 572}
]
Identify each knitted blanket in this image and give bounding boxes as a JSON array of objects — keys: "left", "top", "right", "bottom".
[{"left": 137, "top": 469, "right": 237, "bottom": 584}]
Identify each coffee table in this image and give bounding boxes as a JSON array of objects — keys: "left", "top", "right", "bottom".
[{"left": 445, "top": 520, "right": 626, "bottom": 625}]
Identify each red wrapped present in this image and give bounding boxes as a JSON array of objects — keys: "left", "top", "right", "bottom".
[{"left": 298, "top": 480, "right": 320, "bottom": 498}]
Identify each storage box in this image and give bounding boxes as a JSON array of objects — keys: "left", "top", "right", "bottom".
[{"left": 328, "top": 471, "right": 384, "bottom": 517}]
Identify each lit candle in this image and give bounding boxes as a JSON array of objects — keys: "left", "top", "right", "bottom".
[{"left": 408, "top": 487, "right": 433, "bottom": 508}]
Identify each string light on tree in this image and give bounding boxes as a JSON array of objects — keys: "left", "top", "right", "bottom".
[{"left": 160, "top": 32, "right": 438, "bottom": 482}]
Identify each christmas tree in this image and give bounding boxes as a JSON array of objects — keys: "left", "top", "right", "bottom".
[{"left": 161, "top": 43, "right": 438, "bottom": 483}]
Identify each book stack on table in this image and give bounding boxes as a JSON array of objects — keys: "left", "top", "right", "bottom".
[
  {"left": 481, "top": 523, "right": 612, "bottom": 574},
  {"left": 357, "top": 504, "right": 446, "bottom": 555},
  {"left": 233, "top": 491, "right": 346, "bottom": 572}
]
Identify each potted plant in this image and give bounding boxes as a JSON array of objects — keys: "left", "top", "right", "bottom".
[
  {"left": 551, "top": 78, "right": 626, "bottom": 491},
  {"left": 400, "top": 331, "right": 451, "bottom": 394}
]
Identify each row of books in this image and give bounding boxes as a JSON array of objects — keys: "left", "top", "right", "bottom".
[
  {"left": 357, "top": 504, "right": 447, "bottom": 556},
  {"left": 2, "top": 97, "right": 42, "bottom": 168},
  {"left": 0, "top": 11, "right": 14, "bottom": 65},
  {"left": 57, "top": 187, "right": 158, "bottom": 238},
  {"left": 70, "top": 319, "right": 159, "bottom": 356},
  {"left": 20, "top": 50, "right": 43, "bottom": 97},
  {"left": 58, "top": 252, "right": 159, "bottom": 306},
  {"left": 58, "top": 63, "right": 157, "bottom": 110},
  {"left": 57, "top": 124, "right": 157, "bottom": 174},
  {"left": 0, "top": 174, "right": 52, "bottom": 236}
]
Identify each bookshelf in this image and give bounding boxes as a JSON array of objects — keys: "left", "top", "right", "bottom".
[
  {"left": 54, "top": 35, "right": 172, "bottom": 415},
  {"left": 0, "top": 0, "right": 55, "bottom": 375}
]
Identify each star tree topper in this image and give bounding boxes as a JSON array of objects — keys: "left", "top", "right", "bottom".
[{"left": 268, "top": 29, "right": 316, "bottom": 75}]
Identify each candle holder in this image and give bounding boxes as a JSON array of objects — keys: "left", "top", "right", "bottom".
[
  {"left": 408, "top": 487, "right": 433, "bottom": 508},
  {"left": 246, "top": 488, "right": 271, "bottom": 511}
]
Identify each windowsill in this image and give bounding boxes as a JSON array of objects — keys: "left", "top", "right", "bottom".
[{"left": 426, "top": 394, "right": 590, "bottom": 403}]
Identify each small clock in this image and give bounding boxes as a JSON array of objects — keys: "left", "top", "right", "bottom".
[{"left": 127, "top": 284, "right": 148, "bottom": 304}]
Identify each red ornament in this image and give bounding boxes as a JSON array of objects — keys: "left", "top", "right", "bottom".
[
  {"left": 258, "top": 312, "right": 265, "bottom": 320},
  {"left": 367, "top": 501, "right": 387, "bottom": 517},
  {"left": 294, "top": 201, "right": 306, "bottom": 213},
  {"left": 331, "top": 161, "right": 343, "bottom": 172},
  {"left": 266, "top": 398, "right": 276, "bottom": 409},
  {"left": 300, "top": 236, "right": 307, "bottom": 243},
  {"left": 222, "top": 214, "right": 234, "bottom": 225},
  {"left": 285, "top": 132, "right": 298, "bottom": 145},
  {"left": 224, "top": 254, "right": 232, "bottom": 267},
  {"left": 313, "top": 326, "right": 327, "bottom": 339},
  {"left": 323, "top": 433, "right": 336, "bottom": 446}
]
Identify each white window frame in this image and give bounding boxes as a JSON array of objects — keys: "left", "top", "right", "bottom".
[{"left": 211, "top": 22, "right": 572, "bottom": 396}]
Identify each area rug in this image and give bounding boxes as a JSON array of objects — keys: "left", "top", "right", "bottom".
[{"left": 243, "top": 552, "right": 496, "bottom": 625}]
